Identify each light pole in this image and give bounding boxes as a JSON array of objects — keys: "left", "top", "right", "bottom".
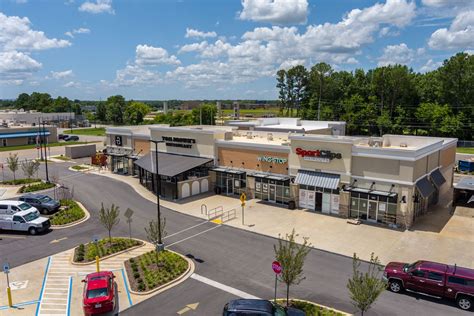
[
  {"left": 150, "top": 139, "right": 165, "bottom": 250},
  {"left": 41, "top": 121, "right": 50, "bottom": 183}
]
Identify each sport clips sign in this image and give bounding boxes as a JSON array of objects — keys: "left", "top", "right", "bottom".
[{"left": 295, "top": 147, "right": 342, "bottom": 163}]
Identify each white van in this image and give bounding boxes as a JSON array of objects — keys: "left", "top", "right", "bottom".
[{"left": 0, "top": 200, "right": 39, "bottom": 217}]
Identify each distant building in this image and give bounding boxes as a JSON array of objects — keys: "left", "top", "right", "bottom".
[
  {"left": 0, "top": 110, "right": 75, "bottom": 126},
  {"left": 0, "top": 125, "right": 58, "bottom": 148}
]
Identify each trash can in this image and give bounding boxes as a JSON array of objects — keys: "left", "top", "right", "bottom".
[{"left": 288, "top": 200, "right": 296, "bottom": 210}]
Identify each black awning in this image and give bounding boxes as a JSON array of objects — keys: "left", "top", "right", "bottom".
[
  {"left": 134, "top": 152, "right": 212, "bottom": 177},
  {"left": 211, "top": 167, "right": 246, "bottom": 175},
  {"left": 430, "top": 169, "right": 446, "bottom": 188},
  {"left": 415, "top": 176, "right": 436, "bottom": 198},
  {"left": 295, "top": 170, "right": 340, "bottom": 190}
]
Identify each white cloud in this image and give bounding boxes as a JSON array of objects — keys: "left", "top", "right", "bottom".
[
  {"left": 419, "top": 58, "right": 442, "bottom": 72},
  {"left": 65, "top": 27, "right": 91, "bottom": 38},
  {"left": 135, "top": 45, "right": 181, "bottom": 66},
  {"left": 63, "top": 81, "right": 79, "bottom": 88},
  {"left": 114, "top": 65, "right": 161, "bottom": 87},
  {"left": 0, "top": 50, "right": 42, "bottom": 84},
  {"left": 50, "top": 69, "right": 73, "bottom": 79},
  {"left": 378, "top": 43, "right": 416, "bottom": 66},
  {"left": 422, "top": 0, "right": 472, "bottom": 8},
  {"left": 15, "top": 0, "right": 28, "bottom": 4},
  {"left": 239, "top": 0, "right": 309, "bottom": 24},
  {"left": 0, "top": 12, "right": 71, "bottom": 51},
  {"left": 428, "top": 10, "right": 474, "bottom": 50},
  {"left": 185, "top": 28, "right": 217, "bottom": 39},
  {"left": 78, "top": 0, "right": 114, "bottom": 14}
]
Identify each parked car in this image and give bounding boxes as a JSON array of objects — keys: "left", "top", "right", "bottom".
[
  {"left": 58, "top": 134, "right": 66, "bottom": 140},
  {"left": 19, "top": 194, "right": 60, "bottom": 215},
  {"left": 64, "top": 135, "right": 79, "bottom": 141},
  {"left": 223, "top": 299, "right": 305, "bottom": 316},
  {"left": 82, "top": 271, "right": 116, "bottom": 316},
  {"left": 0, "top": 209, "right": 50, "bottom": 235},
  {"left": 0, "top": 200, "right": 39, "bottom": 216},
  {"left": 384, "top": 260, "right": 474, "bottom": 311}
]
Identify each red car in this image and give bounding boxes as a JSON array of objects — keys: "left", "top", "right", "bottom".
[
  {"left": 383, "top": 260, "right": 474, "bottom": 311},
  {"left": 82, "top": 271, "right": 116, "bottom": 315}
]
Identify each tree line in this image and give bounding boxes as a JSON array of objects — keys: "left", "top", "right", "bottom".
[
  {"left": 14, "top": 92, "right": 83, "bottom": 114},
  {"left": 276, "top": 52, "right": 473, "bottom": 140}
]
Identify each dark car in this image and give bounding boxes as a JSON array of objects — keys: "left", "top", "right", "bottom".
[
  {"left": 223, "top": 299, "right": 305, "bottom": 316},
  {"left": 64, "top": 135, "right": 79, "bottom": 141},
  {"left": 384, "top": 260, "right": 474, "bottom": 310},
  {"left": 58, "top": 134, "right": 66, "bottom": 140},
  {"left": 19, "top": 194, "right": 60, "bottom": 215}
]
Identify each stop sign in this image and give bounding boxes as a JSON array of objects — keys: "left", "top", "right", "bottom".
[{"left": 272, "top": 261, "right": 282, "bottom": 274}]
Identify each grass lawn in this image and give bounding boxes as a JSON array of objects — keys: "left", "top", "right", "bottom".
[
  {"left": 74, "top": 238, "right": 142, "bottom": 263},
  {"left": 71, "top": 165, "right": 90, "bottom": 171},
  {"left": 64, "top": 127, "right": 106, "bottom": 136},
  {"left": 50, "top": 199, "right": 85, "bottom": 226},
  {"left": 1, "top": 178, "right": 41, "bottom": 185},
  {"left": 19, "top": 181, "right": 56, "bottom": 193},
  {"left": 0, "top": 141, "right": 98, "bottom": 152},
  {"left": 52, "top": 155, "right": 71, "bottom": 161},
  {"left": 125, "top": 250, "right": 188, "bottom": 292},
  {"left": 457, "top": 147, "right": 474, "bottom": 154},
  {"left": 276, "top": 299, "right": 345, "bottom": 316}
]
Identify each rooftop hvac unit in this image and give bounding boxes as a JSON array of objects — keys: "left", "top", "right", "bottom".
[
  {"left": 267, "top": 133, "right": 273, "bottom": 141},
  {"left": 400, "top": 142, "right": 408, "bottom": 148},
  {"left": 246, "top": 131, "right": 252, "bottom": 139},
  {"left": 373, "top": 140, "right": 382, "bottom": 147}
]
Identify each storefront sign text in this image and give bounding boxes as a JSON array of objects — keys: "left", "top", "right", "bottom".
[
  {"left": 162, "top": 136, "right": 196, "bottom": 149},
  {"left": 295, "top": 148, "right": 342, "bottom": 163},
  {"left": 257, "top": 156, "right": 287, "bottom": 164}
]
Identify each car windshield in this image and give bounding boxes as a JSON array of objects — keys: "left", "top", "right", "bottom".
[
  {"left": 274, "top": 305, "right": 287, "bottom": 316},
  {"left": 23, "top": 212, "right": 39, "bottom": 222},
  {"left": 86, "top": 287, "right": 108, "bottom": 298},
  {"left": 39, "top": 196, "right": 52, "bottom": 203},
  {"left": 404, "top": 261, "right": 419, "bottom": 272},
  {"left": 18, "top": 203, "right": 32, "bottom": 210}
]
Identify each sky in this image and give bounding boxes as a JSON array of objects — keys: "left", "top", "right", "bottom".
[{"left": 0, "top": 0, "right": 473, "bottom": 100}]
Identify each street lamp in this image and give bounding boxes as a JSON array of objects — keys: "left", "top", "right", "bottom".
[{"left": 149, "top": 139, "right": 165, "bottom": 250}]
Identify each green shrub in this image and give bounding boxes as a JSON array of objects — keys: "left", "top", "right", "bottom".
[
  {"left": 1, "top": 178, "right": 41, "bottom": 185},
  {"left": 73, "top": 237, "right": 141, "bottom": 263},
  {"left": 71, "top": 165, "right": 89, "bottom": 171},
  {"left": 133, "top": 272, "right": 140, "bottom": 279},
  {"left": 50, "top": 200, "right": 85, "bottom": 226},
  {"left": 19, "top": 182, "right": 55, "bottom": 193}
]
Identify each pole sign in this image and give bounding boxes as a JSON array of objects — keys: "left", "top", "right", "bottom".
[
  {"left": 3, "top": 263, "right": 10, "bottom": 274},
  {"left": 272, "top": 261, "right": 282, "bottom": 274}
]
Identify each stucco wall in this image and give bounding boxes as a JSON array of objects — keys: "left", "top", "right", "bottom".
[
  {"left": 133, "top": 139, "right": 150, "bottom": 154},
  {"left": 107, "top": 133, "right": 132, "bottom": 149},
  {"left": 440, "top": 145, "right": 456, "bottom": 168},
  {"left": 217, "top": 147, "right": 289, "bottom": 174}
]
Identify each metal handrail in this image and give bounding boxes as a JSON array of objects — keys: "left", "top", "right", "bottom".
[
  {"left": 221, "top": 209, "right": 237, "bottom": 223},
  {"left": 207, "top": 206, "right": 223, "bottom": 220}
]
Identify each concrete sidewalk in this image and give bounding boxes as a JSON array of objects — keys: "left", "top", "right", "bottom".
[{"left": 90, "top": 169, "right": 474, "bottom": 268}]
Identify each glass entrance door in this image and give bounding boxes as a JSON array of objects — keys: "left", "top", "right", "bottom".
[
  {"left": 368, "top": 201, "right": 377, "bottom": 222},
  {"left": 226, "top": 178, "right": 233, "bottom": 195},
  {"left": 269, "top": 184, "right": 276, "bottom": 202}
]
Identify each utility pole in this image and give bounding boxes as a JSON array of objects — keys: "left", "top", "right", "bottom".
[
  {"left": 317, "top": 75, "right": 322, "bottom": 121},
  {"left": 150, "top": 139, "right": 165, "bottom": 251},
  {"left": 37, "top": 118, "right": 43, "bottom": 161},
  {"left": 42, "top": 121, "right": 50, "bottom": 183}
]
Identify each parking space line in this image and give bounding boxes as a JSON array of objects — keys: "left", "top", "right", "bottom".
[
  {"left": 35, "top": 256, "right": 51, "bottom": 316},
  {"left": 166, "top": 225, "right": 221, "bottom": 248},
  {"left": 164, "top": 221, "right": 209, "bottom": 239},
  {"left": 121, "top": 268, "right": 133, "bottom": 307},
  {"left": 0, "top": 300, "right": 39, "bottom": 310},
  {"left": 66, "top": 276, "right": 72, "bottom": 316},
  {"left": 190, "top": 273, "right": 260, "bottom": 300}
]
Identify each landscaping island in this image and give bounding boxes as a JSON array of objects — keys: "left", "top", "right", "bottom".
[
  {"left": 276, "top": 299, "right": 346, "bottom": 316},
  {"left": 74, "top": 238, "right": 143, "bottom": 263},
  {"left": 50, "top": 199, "right": 86, "bottom": 226},
  {"left": 19, "top": 181, "right": 55, "bottom": 193},
  {"left": 125, "top": 250, "right": 189, "bottom": 292}
]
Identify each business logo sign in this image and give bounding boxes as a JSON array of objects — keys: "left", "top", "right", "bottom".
[
  {"left": 162, "top": 136, "right": 196, "bottom": 149},
  {"left": 257, "top": 156, "right": 287, "bottom": 164},
  {"left": 295, "top": 148, "right": 342, "bottom": 163},
  {"left": 114, "top": 135, "right": 123, "bottom": 146}
]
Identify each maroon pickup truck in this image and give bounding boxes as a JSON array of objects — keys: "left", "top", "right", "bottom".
[{"left": 384, "top": 260, "right": 474, "bottom": 311}]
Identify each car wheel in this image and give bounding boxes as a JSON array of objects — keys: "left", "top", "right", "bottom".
[
  {"left": 28, "top": 227, "right": 37, "bottom": 235},
  {"left": 388, "top": 280, "right": 403, "bottom": 293},
  {"left": 41, "top": 208, "right": 49, "bottom": 215},
  {"left": 457, "top": 296, "right": 472, "bottom": 311}
]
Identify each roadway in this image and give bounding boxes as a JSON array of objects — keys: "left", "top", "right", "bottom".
[{"left": 0, "top": 161, "right": 470, "bottom": 315}]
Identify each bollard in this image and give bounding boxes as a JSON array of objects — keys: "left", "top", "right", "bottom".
[
  {"left": 7, "top": 286, "right": 12, "bottom": 307},
  {"left": 95, "top": 256, "right": 100, "bottom": 272}
]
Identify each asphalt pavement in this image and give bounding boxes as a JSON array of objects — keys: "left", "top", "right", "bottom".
[{"left": 0, "top": 161, "right": 471, "bottom": 315}]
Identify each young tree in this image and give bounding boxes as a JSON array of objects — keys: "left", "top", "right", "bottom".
[
  {"left": 106, "top": 95, "right": 126, "bottom": 125},
  {"left": 21, "top": 159, "right": 40, "bottom": 179},
  {"left": 144, "top": 218, "right": 167, "bottom": 262},
  {"left": 124, "top": 101, "right": 151, "bottom": 125},
  {"left": 6, "top": 153, "right": 20, "bottom": 182},
  {"left": 98, "top": 203, "right": 120, "bottom": 244},
  {"left": 274, "top": 229, "right": 311, "bottom": 306},
  {"left": 347, "top": 253, "right": 386, "bottom": 316}
]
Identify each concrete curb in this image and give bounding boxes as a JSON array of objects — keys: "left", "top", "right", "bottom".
[
  {"left": 70, "top": 238, "right": 145, "bottom": 266},
  {"left": 51, "top": 200, "right": 90, "bottom": 229},
  {"left": 276, "top": 298, "right": 352, "bottom": 316},
  {"left": 15, "top": 182, "right": 60, "bottom": 196},
  {"left": 123, "top": 249, "right": 195, "bottom": 296},
  {"left": 68, "top": 165, "right": 94, "bottom": 172}
]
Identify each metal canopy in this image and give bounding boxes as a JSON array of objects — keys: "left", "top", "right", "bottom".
[
  {"left": 134, "top": 152, "right": 212, "bottom": 177},
  {"left": 295, "top": 170, "right": 340, "bottom": 190},
  {"left": 0, "top": 131, "right": 50, "bottom": 139},
  {"left": 454, "top": 177, "right": 474, "bottom": 191},
  {"left": 430, "top": 169, "right": 446, "bottom": 188},
  {"left": 415, "top": 176, "right": 436, "bottom": 198}
]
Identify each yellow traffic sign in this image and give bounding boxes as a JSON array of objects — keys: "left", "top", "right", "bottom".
[{"left": 240, "top": 192, "right": 247, "bottom": 203}]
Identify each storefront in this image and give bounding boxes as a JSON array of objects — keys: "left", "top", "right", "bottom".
[
  {"left": 296, "top": 170, "right": 340, "bottom": 214},
  {"left": 250, "top": 173, "right": 291, "bottom": 205}
]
